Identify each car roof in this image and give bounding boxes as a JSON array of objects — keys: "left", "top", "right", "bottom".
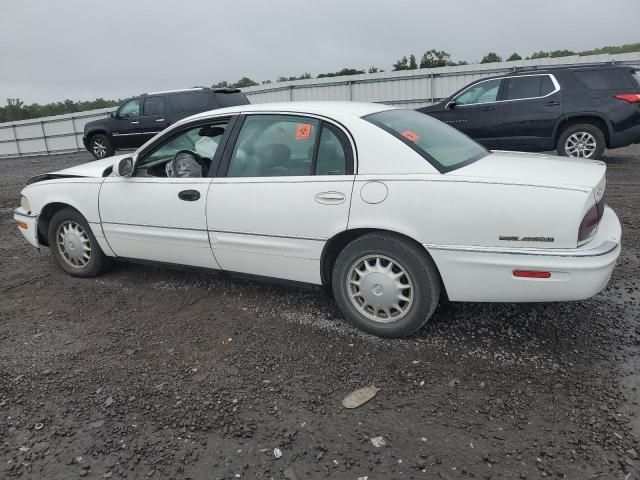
[{"left": 186, "top": 101, "right": 396, "bottom": 122}]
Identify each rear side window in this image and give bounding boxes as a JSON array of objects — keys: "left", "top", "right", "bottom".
[
  {"left": 365, "top": 109, "right": 488, "bottom": 172},
  {"left": 632, "top": 70, "right": 640, "bottom": 88},
  {"left": 168, "top": 92, "right": 210, "bottom": 113},
  {"left": 504, "top": 75, "right": 556, "bottom": 100},
  {"left": 143, "top": 96, "right": 165, "bottom": 116},
  {"left": 215, "top": 92, "right": 250, "bottom": 108},
  {"left": 572, "top": 69, "right": 635, "bottom": 90},
  {"left": 316, "top": 124, "right": 349, "bottom": 175}
]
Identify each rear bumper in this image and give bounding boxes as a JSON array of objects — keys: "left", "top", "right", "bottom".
[
  {"left": 14, "top": 208, "right": 39, "bottom": 249},
  {"left": 426, "top": 206, "right": 621, "bottom": 302},
  {"left": 609, "top": 123, "right": 640, "bottom": 148}
]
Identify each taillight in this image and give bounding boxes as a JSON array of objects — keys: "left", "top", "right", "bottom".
[
  {"left": 614, "top": 93, "right": 640, "bottom": 104},
  {"left": 578, "top": 198, "right": 605, "bottom": 243}
]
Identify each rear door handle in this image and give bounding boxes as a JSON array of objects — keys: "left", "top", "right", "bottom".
[
  {"left": 178, "top": 190, "right": 200, "bottom": 201},
  {"left": 546, "top": 101, "right": 561, "bottom": 106},
  {"left": 155, "top": 118, "right": 165, "bottom": 122},
  {"left": 130, "top": 121, "right": 139, "bottom": 125},
  {"left": 481, "top": 106, "right": 496, "bottom": 111},
  {"left": 315, "top": 191, "right": 345, "bottom": 205}
]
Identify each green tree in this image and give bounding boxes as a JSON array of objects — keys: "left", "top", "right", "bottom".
[
  {"left": 408, "top": 54, "right": 418, "bottom": 70},
  {"left": 211, "top": 80, "right": 229, "bottom": 88},
  {"left": 549, "top": 49, "right": 575, "bottom": 58},
  {"left": 480, "top": 52, "right": 502, "bottom": 64},
  {"left": 317, "top": 68, "right": 365, "bottom": 78},
  {"left": 231, "top": 77, "right": 259, "bottom": 88},
  {"left": 529, "top": 50, "right": 549, "bottom": 59},
  {"left": 393, "top": 56, "right": 409, "bottom": 71},
  {"left": 419, "top": 49, "right": 452, "bottom": 68},
  {"left": 580, "top": 42, "right": 640, "bottom": 55},
  {"left": 506, "top": 52, "right": 522, "bottom": 61}
]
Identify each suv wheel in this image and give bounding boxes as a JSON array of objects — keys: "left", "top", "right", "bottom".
[
  {"left": 557, "top": 124, "right": 606, "bottom": 160},
  {"left": 48, "top": 208, "right": 112, "bottom": 277},
  {"left": 332, "top": 233, "right": 441, "bottom": 338},
  {"left": 90, "top": 133, "right": 114, "bottom": 160}
]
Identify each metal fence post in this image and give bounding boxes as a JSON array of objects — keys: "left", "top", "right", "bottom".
[
  {"left": 348, "top": 80, "right": 353, "bottom": 101},
  {"left": 11, "top": 124, "right": 21, "bottom": 157},
  {"left": 71, "top": 116, "right": 80, "bottom": 150},
  {"left": 40, "top": 121, "right": 49, "bottom": 154},
  {"left": 430, "top": 73, "right": 435, "bottom": 104},
  {"left": 288, "top": 85, "right": 293, "bottom": 101}
]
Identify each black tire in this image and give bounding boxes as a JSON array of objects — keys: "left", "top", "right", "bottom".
[
  {"left": 332, "top": 233, "right": 441, "bottom": 338},
  {"left": 557, "top": 123, "right": 606, "bottom": 160},
  {"left": 48, "top": 208, "right": 112, "bottom": 277},
  {"left": 89, "top": 133, "right": 114, "bottom": 160}
]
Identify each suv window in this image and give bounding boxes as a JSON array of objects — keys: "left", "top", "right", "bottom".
[
  {"left": 365, "top": 109, "right": 488, "bottom": 172},
  {"left": 631, "top": 69, "right": 640, "bottom": 88},
  {"left": 136, "top": 121, "right": 228, "bottom": 177},
  {"left": 215, "top": 92, "right": 250, "bottom": 108},
  {"left": 505, "top": 75, "right": 555, "bottom": 100},
  {"left": 228, "top": 115, "right": 319, "bottom": 177},
  {"left": 572, "top": 69, "right": 635, "bottom": 90},
  {"left": 168, "top": 92, "right": 210, "bottom": 113},
  {"left": 143, "top": 96, "right": 165, "bottom": 116},
  {"left": 118, "top": 99, "right": 140, "bottom": 118},
  {"left": 455, "top": 79, "right": 501, "bottom": 106}
]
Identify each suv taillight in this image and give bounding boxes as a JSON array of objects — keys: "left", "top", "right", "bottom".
[
  {"left": 578, "top": 198, "right": 605, "bottom": 243},
  {"left": 614, "top": 93, "right": 640, "bottom": 104}
]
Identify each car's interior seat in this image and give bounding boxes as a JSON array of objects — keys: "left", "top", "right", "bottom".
[{"left": 258, "top": 143, "right": 291, "bottom": 176}]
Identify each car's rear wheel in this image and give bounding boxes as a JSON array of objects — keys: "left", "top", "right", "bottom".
[
  {"left": 557, "top": 124, "right": 606, "bottom": 160},
  {"left": 48, "top": 208, "right": 112, "bottom": 277},
  {"left": 332, "top": 233, "right": 440, "bottom": 338},
  {"left": 90, "top": 133, "right": 114, "bottom": 160}
]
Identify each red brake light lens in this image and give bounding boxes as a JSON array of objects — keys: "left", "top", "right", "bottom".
[
  {"left": 578, "top": 199, "right": 605, "bottom": 243},
  {"left": 614, "top": 93, "right": 640, "bottom": 104}
]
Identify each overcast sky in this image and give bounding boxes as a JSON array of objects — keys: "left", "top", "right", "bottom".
[{"left": 1, "top": 0, "right": 638, "bottom": 104}]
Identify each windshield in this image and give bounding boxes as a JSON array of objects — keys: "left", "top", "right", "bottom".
[{"left": 364, "top": 109, "right": 488, "bottom": 172}]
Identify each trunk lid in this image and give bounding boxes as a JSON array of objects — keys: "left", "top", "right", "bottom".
[{"left": 452, "top": 150, "right": 606, "bottom": 191}]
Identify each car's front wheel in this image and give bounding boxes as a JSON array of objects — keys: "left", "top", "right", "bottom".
[
  {"left": 557, "top": 124, "right": 606, "bottom": 159},
  {"left": 48, "top": 208, "right": 112, "bottom": 277},
  {"left": 89, "top": 133, "right": 114, "bottom": 160},
  {"left": 332, "top": 233, "right": 441, "bottom": 338}
]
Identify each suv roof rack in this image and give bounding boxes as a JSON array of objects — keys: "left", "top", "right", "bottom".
[
  {"left": 147, "top": 87, "right": 209, "bottom": 95},
  {"left": 508, "top": 63, "right": 629, "bottom": 74}
]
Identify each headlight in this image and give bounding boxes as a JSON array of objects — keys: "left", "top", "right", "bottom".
[{"left": 20, "top": 195, "right": 31, "bottom": 212}]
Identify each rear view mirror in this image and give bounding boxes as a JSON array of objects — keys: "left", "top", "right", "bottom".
[
  {"left": 198, "top": 126, "right": 225, "bottom": 137},
  {"left": 114, "top": 157, "right": 133, "bottom": 177}
]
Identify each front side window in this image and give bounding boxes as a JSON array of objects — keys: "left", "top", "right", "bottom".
[
  {"left": 228, "top": 115, "right": 319, "bottom": 177},
  {"left": 365, "top": 109, "right": 488, "bottom": 172},
  {"left": 454, "top": 79, "right": 501, "bottom": 106},
  {"left": 143, "top": 96, "right": 165, "bottom": 116},
  {"left": 135, "top": 121, "right": 228, "bottom": 177},
  {"left": 118, "top": 99, "right": 140, "bottom": 118}
]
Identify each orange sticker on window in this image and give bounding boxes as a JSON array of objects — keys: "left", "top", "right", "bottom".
[
  {"left": 400, "top": 130, "right": 421, "bottom": 142},
  {"left": 295, "top": 123, "right": 312, "bottom": 140}
]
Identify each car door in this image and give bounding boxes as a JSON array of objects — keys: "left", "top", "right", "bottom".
[
  {"left": 99, "top": 117, "right": 233, "bottom": 269},
  {"left": 207, "top": 114, "right": 355, "bottom": 284},
  {"left": 494, "top": 74, "right": 562, "bottom": 150},
  {"left": 437, "top": 78, "right": 503, "bottom": 148},
  {"left": 111, "top": 98, "right": 143, "bottom": 149},
  {"left": 140, "top": 95, "right": 169, "bottom": 140}
]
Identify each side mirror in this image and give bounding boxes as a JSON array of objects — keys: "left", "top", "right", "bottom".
[
  {"left": 114, "top": 156, "right": 134, "bottom": 177},
  {"left": 447, "top": 100, "right": 457, "bottom": 109},
  {"left": 110, "top": 111, "right": 117, "bottom": 118}
]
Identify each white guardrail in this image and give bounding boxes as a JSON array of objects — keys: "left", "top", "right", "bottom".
[{"left": 1, "top": 52, "right": 639, "bottom": 159}]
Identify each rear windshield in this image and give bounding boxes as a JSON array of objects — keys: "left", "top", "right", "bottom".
[
  {"left": 215, "top": 92, "right": 250, "bottom": 108},
  {"left": 364, "top": 109, "right": 488, "bottom": 172}
]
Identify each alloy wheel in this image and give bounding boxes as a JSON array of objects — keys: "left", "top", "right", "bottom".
[{"left": 564, "top": 132, "right": 597, "bottom": 158}]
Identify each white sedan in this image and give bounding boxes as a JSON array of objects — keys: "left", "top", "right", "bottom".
[{"left": 14, "top": 102, "right": 622, "bottom": 337}]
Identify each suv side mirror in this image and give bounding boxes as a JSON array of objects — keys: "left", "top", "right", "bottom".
[
  {"left": 114, "top": 157, "right": 134, "bottom": 177},
  {"left": 447, "top": 100, "right": 457, "bottom": 109},
  {"left": 110, "top": 111, "right": 117, "bottom": 118}
]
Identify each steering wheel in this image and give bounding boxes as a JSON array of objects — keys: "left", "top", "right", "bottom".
[{"left": 168, "top": 150, "right": 207, "bottom": 178}]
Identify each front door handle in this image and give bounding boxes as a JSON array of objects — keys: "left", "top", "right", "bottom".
[
  {"left": 546, "top": 101, "right": 561, "bottom": 106},
  {"left": 155, "top": 118, "right": 165, "bottom": 122},
  {"left": 315, "top": 191, "right": 345, "bottom": 205},
  {"left": 178, "top": 190, "right": 200, "bottom": 201},
  {"left": 130, "top": 121, "right": 140, "bottom": 125},
  {"left": 481, "top": 106, "right": 496, "bottom": 111}
]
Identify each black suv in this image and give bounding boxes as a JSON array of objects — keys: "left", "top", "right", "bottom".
[
  {"left": 418, "top": 65, "right": 640, "bottom": 159},
  {"left": 83, "top": 87, "right": 249, "bottom": 159}
]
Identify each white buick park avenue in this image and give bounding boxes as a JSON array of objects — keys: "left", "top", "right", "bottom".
[{"left": 14, "top": 102, "right": 621, "bottom": 337}]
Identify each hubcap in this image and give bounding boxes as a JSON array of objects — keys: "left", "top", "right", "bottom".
[
  {"left": 56, "top": 221, "right": 91, "bottom": 268},
  {"left": 565, "top": 132, "right": 597, "bottom": 158},
  {"left": 92, "top": 138, "right": 107, "bottom": 158},
  {"left": 346, "top": 255, "right": 414, "bottom": 323}
]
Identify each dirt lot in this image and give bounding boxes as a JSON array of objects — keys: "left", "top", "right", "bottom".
[{"left": 1, "top": 147, "right": 639, "bottom": 480}]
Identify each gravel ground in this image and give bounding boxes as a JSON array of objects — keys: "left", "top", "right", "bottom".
[{"left": 1, "top": 146, "right": 639, "bottom": 480}]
